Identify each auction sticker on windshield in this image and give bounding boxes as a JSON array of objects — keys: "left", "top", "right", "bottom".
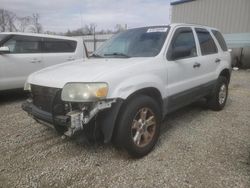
[{"left": 147, "top": 27, "right": 168, "bottom": 33}]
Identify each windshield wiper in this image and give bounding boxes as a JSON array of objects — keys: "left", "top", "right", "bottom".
[
  {"left": 90, "top": 53, "right": 104, "bottom": 58},
  {"left": 104, "top": 52, "right": 130, "bottom": 58}
]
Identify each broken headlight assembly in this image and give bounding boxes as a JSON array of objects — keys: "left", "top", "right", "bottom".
[{"left": 61, "top": 82, "right": 108, "bottom": 102}]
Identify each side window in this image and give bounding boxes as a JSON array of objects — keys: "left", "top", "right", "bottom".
[
  {"left": 212, "top": 30, "right": 228, "bottom": 51},
  {"left": 42, "top": 38, "right": 77, "bottom": 53},
  {"left": 195, "top": 28, "right": 218, "bottom": 55},
  {"left": 167, "top": 27, "right": 197, "bottom": 60},
  {"left": 3, "top": 35, "right": 41, "bottom": 53}
]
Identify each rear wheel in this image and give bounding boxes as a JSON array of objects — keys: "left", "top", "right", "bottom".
[
  {"left": 207, "top": 76, "right": 228, "bottom": 111},
  {"left": 113, "top": 95, "right": 161, "bottom": 158}
]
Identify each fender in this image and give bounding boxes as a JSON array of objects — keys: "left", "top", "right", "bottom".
[
  {"left": 109, "top": 74, "right": 167, "bottom": 100},
  {"left": 215, "top": 52, "right": 232, "bottom": 79}
]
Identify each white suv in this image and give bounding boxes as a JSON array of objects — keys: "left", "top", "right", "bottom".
[
  {"left": 22, "top": 24, "right": 231, "bottom": 157},
  {"left": 0, "top": 33, "right": 87, "bottom": 91}
]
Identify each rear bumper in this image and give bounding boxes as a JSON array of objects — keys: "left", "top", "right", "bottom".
[{"left": 22, "top": 100, "right": 68, "bottom": 127}]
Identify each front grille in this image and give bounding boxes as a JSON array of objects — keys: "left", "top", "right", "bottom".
[{"left": 31, "top": 85, "right": 61, "bottom": 113}]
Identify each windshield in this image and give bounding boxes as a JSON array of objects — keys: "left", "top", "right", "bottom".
[{"left": 94, "top": 26, "right": 169, "bottom": 58}]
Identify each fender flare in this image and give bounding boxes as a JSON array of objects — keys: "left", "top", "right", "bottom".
[{"left": 98, "top": 98, "right": 124, "bottom": 143}]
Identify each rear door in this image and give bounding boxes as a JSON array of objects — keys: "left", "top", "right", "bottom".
[
  {"left": 211, "top": 29, "right": 231, "bottom": 70},
  {"left": 41, "top": 38, "right": 77, "bottom": 67},
  {"left": 194, "top": 28, "right": 220, "bottom": 83},
  {"left": 0, "top": 35, "right": 43, "bottom": 90}
]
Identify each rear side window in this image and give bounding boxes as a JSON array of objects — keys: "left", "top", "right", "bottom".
[
  {"left": 0, "top": 34, "right": 8, "bottom": 43},
  {"left": 3, "top": 35, "right": 41, "bottom": 53},
  {"left": 42, "top": 38, "right": 77, "bottom": 53},
  {"left": 195, "top": 28, "right": 218, "bottom": 55},
  {"left": 212, "top": 30, "right": 228, "bottom": 51},
  {"left": 167, "top": 27, "right": 197, "bottom": 60}
]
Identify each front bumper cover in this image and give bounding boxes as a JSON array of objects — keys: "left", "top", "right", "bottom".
[
  {"left": 22, "top": 98, "right": 124, "bottom": 143},
  {"left": 22, "top": 100, "right": 69, "bottom": 127}
]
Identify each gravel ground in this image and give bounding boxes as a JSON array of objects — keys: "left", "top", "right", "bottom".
[{"left": 0, "top": 70, "right": 250, "bottom": 188}]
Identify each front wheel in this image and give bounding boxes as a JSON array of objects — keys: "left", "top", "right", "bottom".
[
  {"left": 207, "top": 76, "right": 229, "bottom": 111},
  {"left": 113, "top": 95, "right": 161, "bottom": 158}
]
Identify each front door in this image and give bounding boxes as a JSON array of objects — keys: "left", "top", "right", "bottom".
[{"left": 165, "top": 27, "right": 202, "bottom": 112}]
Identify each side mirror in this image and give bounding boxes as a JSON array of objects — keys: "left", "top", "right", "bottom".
[
  {"left": 0, "top": 46, "right": 10, "bottom": 54},
  {"left": 171, "top": 46, "right": 192, "bottom": 60}
]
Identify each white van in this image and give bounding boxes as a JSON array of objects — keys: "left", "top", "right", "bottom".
[{"left": 0, "top": 33, "right": 87, "bottom": 91}]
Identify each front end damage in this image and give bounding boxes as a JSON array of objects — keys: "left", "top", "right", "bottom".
[
  {"left": 61, "top": 100, "right": 116, "bottom": 137},
  {"left": 22, "top": 85, "right": 123, "bottom": 142}
]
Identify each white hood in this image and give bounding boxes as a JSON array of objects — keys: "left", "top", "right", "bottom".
[{"left": 28, "top": 57, "right": 153, "bottom": 88}]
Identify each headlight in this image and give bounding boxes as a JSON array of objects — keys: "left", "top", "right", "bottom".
[
  {"left": 61, "top": 82, "right": 108, "bottom": 102},
  {"left": 24, "top": 82, "right": 31, "bottom": 91}
]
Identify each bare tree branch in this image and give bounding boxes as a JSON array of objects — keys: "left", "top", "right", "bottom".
[
  {"left": 18, "top": 16, "right": 31, "bottom": 32},
  {"left": 29, "top": 13, "right": 43, "bottom": 33},
  {"left": 0, "top": 9, "right": 17, "bottom": 32}
]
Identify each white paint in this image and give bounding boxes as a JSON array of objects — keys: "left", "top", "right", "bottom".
[
  {"left": 26, "top": 23, "right": 231, "bottom": 101},
  {"left": 0, "top": 32, "right": 86, "bottom": 91}
]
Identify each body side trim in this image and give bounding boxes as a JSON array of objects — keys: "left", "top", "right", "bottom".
[{"left": 163, "top": 79, "right": 217, "bottom": 115}]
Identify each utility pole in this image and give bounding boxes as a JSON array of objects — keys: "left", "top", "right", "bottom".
[{"left": 93, "top": 25, "right": 96, "bottom": 51}]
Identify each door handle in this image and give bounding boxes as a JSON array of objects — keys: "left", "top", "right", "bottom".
[
  {"left": 215, "top": 58, "right": 221, "bottom": 63},
  {"left": 30, "top": 59, "right": 41, "bottom": 63},
  {"left": 67, "top": 57, "right": 75, "bottom": 61},
  {"left": 193, "top": 62, "right": 201, "bottom": 68}
]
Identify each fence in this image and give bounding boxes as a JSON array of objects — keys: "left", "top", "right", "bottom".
[{"left": 74, "top": 34, "right": 113, "bottom": 53}]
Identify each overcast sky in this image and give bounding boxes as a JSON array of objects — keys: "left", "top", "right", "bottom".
[{"left": 1, "top": 0, "right": 171, "bottom": 32}]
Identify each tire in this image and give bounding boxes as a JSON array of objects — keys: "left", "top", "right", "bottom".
[
  {"left": 113, "top": 95, "right": 161, "bottom": 158},
  {"left": 207, "top": 76, "right": 229, "bottom": 111}
]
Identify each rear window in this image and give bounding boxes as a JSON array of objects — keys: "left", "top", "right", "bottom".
[
  {"left": 212, "top": 30, "right": 228, "bottom": 51},
  {"left": 42, "top": 38, "right": 77, "bottom": 53},
  {"left": 195, "top": 28, "right": 218, "bottom": 55}
]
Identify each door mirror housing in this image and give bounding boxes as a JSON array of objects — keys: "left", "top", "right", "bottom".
[
  {"left": 0, "top": 46, "right": 10, "bottom": 54},
  {"left": 171, "top": 46, "right": 192, "bottom": 60}
]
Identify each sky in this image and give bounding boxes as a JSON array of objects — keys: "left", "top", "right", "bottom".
[{"left": 1, "top": 0, "right": 171, "bottom": 32}]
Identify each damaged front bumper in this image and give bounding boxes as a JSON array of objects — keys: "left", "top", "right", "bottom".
[
  {"left": 22, "top": 100, "right": 65, "bottom": 126},
  {"left": 22, "top": 99, "right": 118, "bottom": 139}
]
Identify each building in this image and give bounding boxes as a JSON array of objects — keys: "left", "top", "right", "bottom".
[{"left": 170, "top": 0, "right": 250, "bottom": 68}]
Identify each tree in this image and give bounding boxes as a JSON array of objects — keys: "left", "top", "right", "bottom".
[
  {"left": 18, "top": 16, "right": 31, "bottom": 32},
  {"left": 0, "top": 9, "right": 17, "bottom": 32},
  {"left": 65, "top": 29, "right": 72, "bottom": 36},
  {"left": 82, "top": 23, "right": 96, "bottom": 35},
  {"left": 0, "top": 9, "right": 43, "bottom": 33},
  {"left": 0, "top": 9, "right": 7, "bottom": 32},
  {"left": 29, "top": 13, "right": 43, "bottom": 33}
]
